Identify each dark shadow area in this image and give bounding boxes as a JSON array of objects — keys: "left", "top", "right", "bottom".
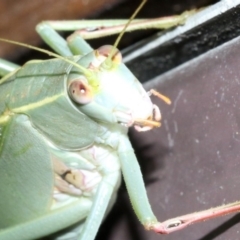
[{"left": 198, "top": 214, "right": 240, "bottom": 240}]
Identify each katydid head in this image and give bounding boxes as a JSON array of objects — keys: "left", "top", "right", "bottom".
[
  {"left": 65, "top": 0, "right": 168, "bottom": 131},
  {"left": 67, "top": 0, "right": 167, "bottom": 131},
  {"left": 68, "top": 45, "right": 165, "bottom": 131},
  {"left": 0, "top": 0, "right": 167, "bottom": 131}
]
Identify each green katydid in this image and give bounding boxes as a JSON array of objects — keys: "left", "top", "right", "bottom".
[
  {"left": 1, "top": 1, "right": 240, "bottom": 239},
  {"left": 0, "top": 1, "right": 178, "bottom": 239}
]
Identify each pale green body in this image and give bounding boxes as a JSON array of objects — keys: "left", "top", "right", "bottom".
[
  {"left": 0, "top": 32, "right": 158, "bottom": 239},
  {"left": 0, "top": 12, "right": 191, "bottom": 240}
]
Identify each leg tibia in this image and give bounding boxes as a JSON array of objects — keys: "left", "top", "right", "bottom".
[{"left": 118, "top": 134, "right": 158, "bottom": 227}]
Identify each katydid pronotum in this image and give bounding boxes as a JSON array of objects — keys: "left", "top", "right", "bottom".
[{"left": 0, "top": 1, "right": 240, "bottom": 240}]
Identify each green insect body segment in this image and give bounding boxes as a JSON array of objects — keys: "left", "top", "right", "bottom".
[
  {"left": 0, "top": 57, "right": 98, "bottom": 239},
  {"left": 0, "top": 57, "right": 99, "bottom": 149},
  {"left": 0, "top": 16, "right": 165, "bottom": 240}
]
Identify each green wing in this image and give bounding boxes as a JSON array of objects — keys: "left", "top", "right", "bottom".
[
  {"left": 0, "top": 114, "right": 54, "bottom": 228},
  {"left": 0, "top": 58, "right": 99, "bottom": 239},
  {"left": 1, "top": 58, "right": 99, "bottom": 151},
  {"left": 0, "top": 115, "right": 93, "bottom": 240}
]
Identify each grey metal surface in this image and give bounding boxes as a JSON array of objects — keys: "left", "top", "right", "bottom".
[
  {"left": 124, "top": 0, "right": 240, "bottom": 82},
  {"left": 98, "top": 24, "right": 240, "bottom": 240}
]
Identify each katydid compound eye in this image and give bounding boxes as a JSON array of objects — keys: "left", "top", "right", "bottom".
[
  {"left": 68, "top": 79, "right": 93, "bottom": 104},
  {"left": 96, "top": 45, "right": 122, "bottom": 64}
]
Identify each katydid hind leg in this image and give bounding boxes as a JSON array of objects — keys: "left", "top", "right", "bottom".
[
  {"left": 35, "top": 8, "right": 197, "bottom": 58},
  {"left": 43, "top": 9, "right": 196, "bottom": 40}
]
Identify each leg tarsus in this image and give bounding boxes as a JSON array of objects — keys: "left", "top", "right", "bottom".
[{"left": 152, "top": 201, "right": 240, "bottom": 234}]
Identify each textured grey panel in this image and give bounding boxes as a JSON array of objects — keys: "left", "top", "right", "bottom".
[
  {"left": 124, "top": 0, "right": 240, "bottom": 82},
  {"left": 98, "top": 27, "right": 240, "bottom": 240}
]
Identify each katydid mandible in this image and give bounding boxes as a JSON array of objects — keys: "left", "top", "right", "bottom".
[{"left": 0, "top": 1, "right": 239, "bottom": 240}]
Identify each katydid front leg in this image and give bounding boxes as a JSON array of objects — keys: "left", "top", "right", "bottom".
[
  {"left": 153, "top": 201, "right": 240, "bottom": 234},
  {"left": 118, "top": 133, "right": 158, "bottom": 228},
  {"left": 119, "top": 131, "right": 240, "bottom": 234}
]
